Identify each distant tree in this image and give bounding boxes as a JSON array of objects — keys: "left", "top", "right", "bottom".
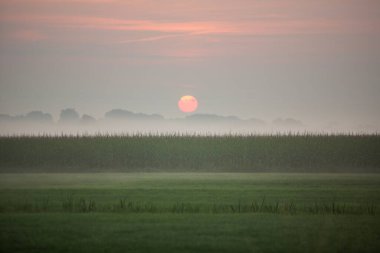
[
  {"left": 81, "top": 114, "right": 96, "bottom": 124},
  {"left": 25, "top": 111, "right": 53, "bottom": 122},
  {"left": 105, "top": 109, "right": 134, "bottom": 119},
  {"left": 105, "top": 109, "right": 163, "bottom": 120},
  {"left": 59, "top": 108, "right": 80, "bottom": 123}
]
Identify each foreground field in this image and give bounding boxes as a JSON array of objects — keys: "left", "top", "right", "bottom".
[
  {"left": 0, "top": 173, "right": 379, "bottom": 252},
  {"left": 1, "top": 213, "right": 379, "bottom": 253}
]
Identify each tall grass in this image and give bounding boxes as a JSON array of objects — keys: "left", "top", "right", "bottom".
[
  {"left": 0, "top": 133, "right": 379, "bottom": 172},
  {"left": 0, "top": 197, "right": 377, "bottom": 215}
]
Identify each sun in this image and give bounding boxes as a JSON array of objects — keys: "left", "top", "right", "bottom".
[{"left": 178, "top": 95, "right": 198, "bottom": 113}]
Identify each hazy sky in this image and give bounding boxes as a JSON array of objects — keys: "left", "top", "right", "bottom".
[{"left": 0, "top": 0, "right": 379, "bottom": 126}]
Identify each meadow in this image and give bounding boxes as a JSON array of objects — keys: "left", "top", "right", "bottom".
[
  {"left": 1, "top": 135, "right": 380, "bottom": 252},
  {"left": 1, "top": 173, "right": 380, "bottom": 252}
]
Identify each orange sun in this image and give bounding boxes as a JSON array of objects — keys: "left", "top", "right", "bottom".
[{"left": 178, "top": 95, "right": 198, "bottom": 113}]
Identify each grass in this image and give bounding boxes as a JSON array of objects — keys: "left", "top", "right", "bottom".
[
  {"left": 0, "top": 173, "right": 379, "bottom": 215},
  {"left": 1, "top": 173, "right": 380, "bottom": 252},
  {"left": 1, "top": 134, "right": 379, "bottom": 252},
  {"left": 0, "top": 134, "right": 379, "bottom": 172},
  {"left": 1, "top": 213, "right": 379, "bottom": 253}
]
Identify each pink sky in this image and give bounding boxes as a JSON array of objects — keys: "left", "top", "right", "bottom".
[
  {"left": 1, "top": 0, "right": 378, "bottom": 47},
  {"left": 0, "top": 0, "right": 379, "bottom": 128}
]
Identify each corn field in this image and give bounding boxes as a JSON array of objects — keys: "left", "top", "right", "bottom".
[{"left": 0, "top": 133, "right": 379, "bottom": 172}]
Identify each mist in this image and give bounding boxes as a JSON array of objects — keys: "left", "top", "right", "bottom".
[{"left": 1, "top": 108, "right": 378, "bottom": 136}]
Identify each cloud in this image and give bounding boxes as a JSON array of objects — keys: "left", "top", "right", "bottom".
[
  {"left": 117, "top": 34, "right": 187, "bottom": 44},
  {"left": 1, "top": 1, "right": 377, "bottom": 61},
  {"left": 2, "top": 14, "right": 365, "bottom": 40},
  {"left": 8, "top": 30, "right": 47, "bottom": 42},
  {"left": 1, "top": 15, "right": 232, "bottom": 34}
]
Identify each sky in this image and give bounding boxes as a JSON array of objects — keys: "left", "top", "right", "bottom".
[{"left": 0, "top": 0, "right": 379, "bottom": 129}]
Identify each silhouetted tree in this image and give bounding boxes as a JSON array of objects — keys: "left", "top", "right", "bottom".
[
  {"left": 25, "top": 111, "right": 53, "bottom": 122},
  {"left": 59, "top": 108, "right": 80, "bottom": 123},
  {"left": 81, "top": 114, "right": 96, "bottom": 124},
  {"left": 105, "top": 109, "right": 163, "bottom": 120}
]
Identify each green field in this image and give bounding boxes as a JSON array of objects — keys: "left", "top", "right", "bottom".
[
  {"left": 1, "top": 134, "right": 380, "bottom": 172},
  {"left": 1, "top": 173, "right": 380, "bottom": 252},
  {"left": 1, "top": 135, "right": 380, "bottom": 252}
]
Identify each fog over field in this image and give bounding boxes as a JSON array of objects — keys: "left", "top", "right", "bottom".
[{"left": 0, "top": 108, "right": 378, "bottom": 135}]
